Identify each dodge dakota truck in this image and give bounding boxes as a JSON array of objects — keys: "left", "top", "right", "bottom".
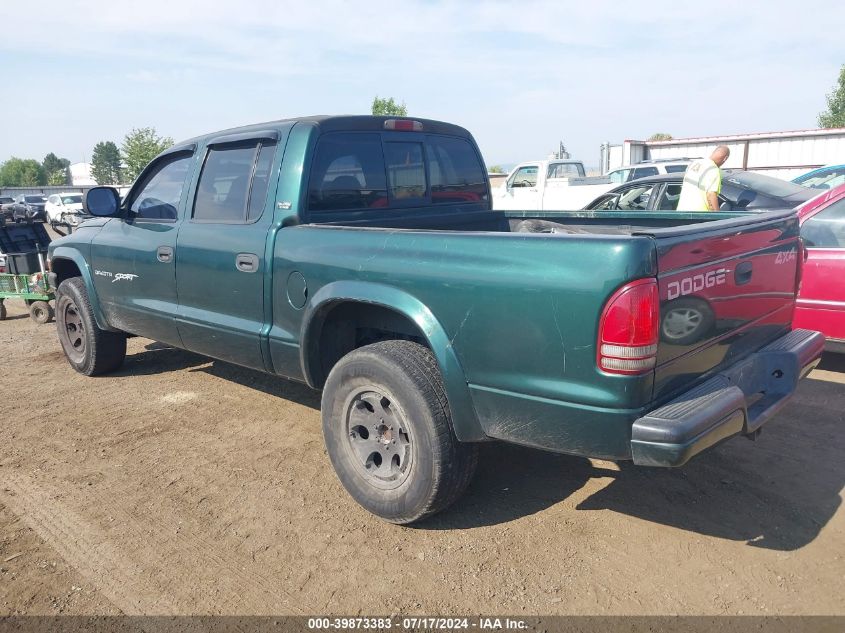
[{"left": 48, "top": 115, "right": 824, "bottom": 524}]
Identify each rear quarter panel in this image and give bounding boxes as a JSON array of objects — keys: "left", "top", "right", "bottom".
[{"left": 271, "top": 225, "right": 657, "bottom": 453}]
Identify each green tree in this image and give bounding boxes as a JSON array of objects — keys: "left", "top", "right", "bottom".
[
  {"left": 121, "top": 127, "right": 174, "bottom": 183},
  {"left": 648, "top": 133, "right": 673, "bottom": 141},
  {"left": 371, "top": 96, "right": 408, "bottom": 116},
  {"left": 0, "top": 157, "right": 46, "bottom": 186},
  {"left": 91, "top": 141, "right": 123, "bottom": 185},
  {"left": 818, "top": 64, "right": 845, "bottom": 128},
  {"left": 42, "top": 152, "right": 71, "bottom": 185},
  {"left": 488, "top": 165, "right": 505, "bottom": 174}
]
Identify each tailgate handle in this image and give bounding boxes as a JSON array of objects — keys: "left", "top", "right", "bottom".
[{"left": 735, "top": 261, "right": 753, "bottom": 285}]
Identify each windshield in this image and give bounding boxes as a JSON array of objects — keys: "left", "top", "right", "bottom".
[
  {"left": 794, "top": 167, "right": 845, "bottom": 190},
  {"left": 24, "top": 196, "right": 46, "bottom": 203},
  {"left": 724, "top": 171, "right": 809, "bottom": 199},
  {"left": 61, "top": 195, "right": 83, "bottom": 204}
]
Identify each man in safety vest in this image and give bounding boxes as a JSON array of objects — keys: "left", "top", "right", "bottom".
[{"left": 677, "top": 146, "right": 730, "bottom": 211}]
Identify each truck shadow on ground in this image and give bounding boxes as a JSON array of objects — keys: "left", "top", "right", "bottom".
[
  {"left": 112, "top": 342, "right": 209, "bottom": 376},
  {"left": 425, "top": 375, "right": 844, "bottom": 551},
  {"left": 119, "top": 344, "right": 842, "bottom": 551},
  {"left": 118, "top": 342, "right": 322, "bottom": 409}
]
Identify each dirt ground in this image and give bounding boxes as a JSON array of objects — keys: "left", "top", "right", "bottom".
[{"left": 0, "top": 298, "right": 843, "bottom": 616}]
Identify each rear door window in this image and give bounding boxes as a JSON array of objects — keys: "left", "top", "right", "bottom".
[
  {"left": 193, "top": 141, "right": 276, "bottom": 223},
  {"left": 664, "top": 165, "right": 689, "bottom": 173},
  {"left": 426, "top": 136, "right": 488, "bottom": 204}
]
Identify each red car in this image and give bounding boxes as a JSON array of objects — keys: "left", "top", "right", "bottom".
[{"left": 795, "top": 183, "right": 845, "bottom": 351}]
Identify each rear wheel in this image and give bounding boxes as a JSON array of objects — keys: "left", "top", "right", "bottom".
[
  {"left": 29, "top": 300, "right": 54, "bottom": 324},
  {"left": 56, "top": 277, "right": 126, "bottom": 375},
  {"left": 321, "top": 340, "right": 478, "bottom": 524},
  {"left": 0, "top": 301, "right": 6, "bottom": 321}
]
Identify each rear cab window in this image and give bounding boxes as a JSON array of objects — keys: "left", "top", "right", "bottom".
[
  {"left": 547, "top": 163, "right": 585, "bottom": 178},
  {"left": 307, "top": 131, "right": 487, "bottom": 213}
]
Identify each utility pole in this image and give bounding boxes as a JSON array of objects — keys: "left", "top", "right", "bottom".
[{"left": 554, "top": 141, "right": 570, "bottom": 160}]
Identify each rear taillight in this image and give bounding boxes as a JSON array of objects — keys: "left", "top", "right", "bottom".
[{"left": 598, "top": 278, "right": 659, "bottom": 375}]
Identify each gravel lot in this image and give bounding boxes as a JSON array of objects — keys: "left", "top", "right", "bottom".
[{"left": 1, "top": 298, "right": 843, "bottom": 616}]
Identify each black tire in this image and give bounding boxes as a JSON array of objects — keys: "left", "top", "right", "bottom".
[
  {"left": 321, "top": 340, "right": 478, "bottom": 524},
  {"left": 55, "top": 277, "right": 127, "bottom": 376},
  {"left": 660, "top": 297, "right": 715, "bottom": 346},
  {"left": 0, "top": 301, "right": 6, "bottom": 321},
  {"left": 29, "top": 300, "right": 54, "bottom": 324}
]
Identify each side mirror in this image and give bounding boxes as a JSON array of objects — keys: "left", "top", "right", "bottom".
[{"left": 84, "top": 187, "right": 121, "bottom": 217}]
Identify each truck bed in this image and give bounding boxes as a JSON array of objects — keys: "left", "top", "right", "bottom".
[{"left": 278, "top": 207, "right": 801, "bottom": 459}]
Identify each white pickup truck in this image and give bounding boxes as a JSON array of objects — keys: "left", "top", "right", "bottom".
[{"left": 492, "top": 159, "right": 615, "bottom": 211}]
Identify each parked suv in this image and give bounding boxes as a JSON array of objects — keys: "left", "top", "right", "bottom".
[
  {"left": 8, "top": 194, "right": 47, "bottom": 222},
  {"left": 607, "top": 159, "right": 694, "bottom": 184},
  {"left": 45, "top": 192, "right": 84, "bottom": 225}
]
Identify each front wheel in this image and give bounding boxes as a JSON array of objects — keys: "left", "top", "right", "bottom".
[
  {"left": 321, "top": 340, "right": 478, "bottom": 524},
  {"left": 55, "top": 277, "right": 127, "bottom": 375}
]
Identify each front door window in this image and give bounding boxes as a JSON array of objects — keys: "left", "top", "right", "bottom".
[{"left": 129, "top": 153, "right": 193, "bottom": 220}]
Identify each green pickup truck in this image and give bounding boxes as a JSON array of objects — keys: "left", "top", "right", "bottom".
[{"left": 48, "top": 116, "right": 824, "bottom": 523}]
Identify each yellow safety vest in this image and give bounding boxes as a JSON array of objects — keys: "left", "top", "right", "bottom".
[{"left": 677, "top": 158, "right": 721, "bottom": 211}]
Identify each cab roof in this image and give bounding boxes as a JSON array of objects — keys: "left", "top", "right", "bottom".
[{"left": 174, "top": 115, "right": 473, "bottom": 150}]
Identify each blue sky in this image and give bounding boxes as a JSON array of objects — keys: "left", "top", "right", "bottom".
[{"left": 1, "top": 0, "right": 843, "bottom": 170}]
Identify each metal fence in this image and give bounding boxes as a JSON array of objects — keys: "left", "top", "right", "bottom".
[{"left": 1, "top": 186, "right": 90, "bottom": 198}]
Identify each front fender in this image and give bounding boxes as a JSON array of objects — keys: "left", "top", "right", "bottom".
[
  {"left": 301, "top": 280, "right": 485, "bottom": 442},
  {"left": 50, "top": 246, "right": 116, "bottom": 332}
]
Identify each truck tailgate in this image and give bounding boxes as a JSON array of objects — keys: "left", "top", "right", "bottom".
[{"left": 639, "top": 210, "right": 802, "bottom": 403}]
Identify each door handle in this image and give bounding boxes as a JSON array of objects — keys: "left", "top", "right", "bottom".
[
  {"left": 235, "top": 253, "right": 259, "bottom": 273},
  {"left": 156, "top": 246, "right": 174, "bottom": 263},
  {"left": 735, "top": 261, "right": 753, "bottom": 285}
]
